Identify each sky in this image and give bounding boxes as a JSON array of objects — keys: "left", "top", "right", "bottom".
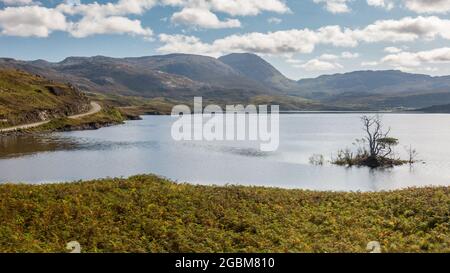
[{"left": 1, "top": 0, "right": 450, "bottom": 79}]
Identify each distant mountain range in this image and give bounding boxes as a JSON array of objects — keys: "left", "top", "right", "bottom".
[
  {"left": 2, "top": 53, "right": 450, "bottom": 110},
  {"left": 295, "top": 70, "right": 450, "bottom": 109}
]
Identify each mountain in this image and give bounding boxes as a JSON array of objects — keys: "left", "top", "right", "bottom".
[
  {"left": 297, "top": 70, "right": 434, "bottom": 98},
  {"left": 416, "top": 103, "right": 450, "bottom": 113},
  {"left": 2, "top": 53, "right": 450, "bottom": 110},
  {"left": 56, "top": 56, "right": 212, "bottom": 98},
  {"left": 219, "top": 53, "right": 300, "bottom": 92},
  {"left": 0, "top": 69, "right": 89, "bottom": 126},
  {"left": 0, "top": 54, "right": 274, "bottom": 101},
  {"left": 294, "top": 70, "right": 450, "bottom": 109},
  {"left": 125, "top": 54, "right": 269, "bottom": 91}
]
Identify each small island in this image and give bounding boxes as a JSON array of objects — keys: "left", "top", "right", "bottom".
[{"left": 309, "top": 115, "right": 418, "bottom": 168}]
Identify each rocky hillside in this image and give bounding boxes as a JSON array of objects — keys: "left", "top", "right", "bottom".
[
  {"left": 125, "top": 54, "right": 268, "bottom": 91},
  {"left": 219, "top": 53, "right": 301, "bottom": 92},
  {"left": 0, "top": 69, "right": 90, "bottom": 127},
  {"left": 0, "top": 55, "right": 272, "bottom": 100},
  {"left": 2, "top": 54, "right": 450, "bottom": 110}
]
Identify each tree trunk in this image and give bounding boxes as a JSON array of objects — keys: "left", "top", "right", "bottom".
[{"left": 364, "top": 155, "right": 380, "bottom": 168}]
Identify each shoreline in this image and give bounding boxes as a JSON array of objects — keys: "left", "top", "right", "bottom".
[
  {"left": 2, "top": 109, "right": 447, "bottom": 137},
  {"left": 0, "top": 173, "right": 447, "bottom": 193},
  {"left": 0, "top": 105, "right": 140, "bottom": 137}
]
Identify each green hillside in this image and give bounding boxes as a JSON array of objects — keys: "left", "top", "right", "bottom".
[{"left": 0, "top": 69, "right": 89, "bottom": 127}]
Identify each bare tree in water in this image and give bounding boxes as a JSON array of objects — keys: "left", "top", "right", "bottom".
[
  {"left": 360, "top": 115, "right": 399, "bottom": 167},
  {"left": 332, "top": 115, "right": 404, "bottom": 168}
]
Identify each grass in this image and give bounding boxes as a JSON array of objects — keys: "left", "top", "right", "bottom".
[
  {"left": 0, "top": 69, "right": 125, "bottom": 133},
  {"left": 332, "top": 150, "right": 408, "bottom": 168},
  {"left": 0, "top": 69, "right": 89, "bottom": 126},
  {"left": 85, "top": 91, "right": 355, "bottom": 116},
  {"left": 25, "top": 106, "right": 126, "bottom": 133},
  {"left": 0, "top": 175, "right": 449, "bottom": 253},
  {"left": 86, "top": 93, "right": 177, "bottom": 115}
]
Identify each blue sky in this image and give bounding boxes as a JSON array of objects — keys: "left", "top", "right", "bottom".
[{"left": 1, "top": 0, "right": 450, "bottom": 79}]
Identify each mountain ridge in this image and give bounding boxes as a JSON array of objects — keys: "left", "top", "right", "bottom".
[
  {"left": 219, "top": 53, "right": 301, "bottom": 92},
  {"left": 2, "top": 53, "right": 450, "bottom": 110}
]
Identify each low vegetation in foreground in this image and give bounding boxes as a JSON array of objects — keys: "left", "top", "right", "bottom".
[{"left": 0, "top": 175, "right": 449, "bottom": 253}]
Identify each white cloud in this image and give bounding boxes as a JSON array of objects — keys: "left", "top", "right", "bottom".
[
  {"left": 171, "top": 8, "right": 241, "bottom": 29},
  {"left": 54, "top": 0, "right": 289, "bottom": 34},
  {"left": 158, "top": 16, "right": 450, "bottom": 57},
  {"left": 341, "top": 51, "right": 359, "bottom": 58},
  {"left": 268, "top": 17, "right": 282, "bottom": 24},
  {"left": 0, "top": 0, "right": 35, "bottom": 5},
  {"left": 316, "top": 25, "right": 357, "bottom": 47},
  {"left": 56, "top": 0, "right": 156, "bottom": 38},
  {"left": 367, "top": 0, "right": 394, "bottom": 10},
  {"left": 319, "top": 54, "right": 339, "bottom": 60},
  {"left": 286, "top": 58, "right": 303, "bottom": 64},
  {"left": 384, "top": 46, "right": 402, "bottom": 53},
  {"left": 69, "top": 15, "right": 153, "bottom": 38},
  {"left": 59, "top": 0, "right": 155, "bottom": 39},
  {"left": 361, "top": 61, "right": 379, "bottom": 66},
  {"left": 289, "top": 52, "right": 355, "bottom": 70},
  {"left": 313, "top": 0, "right": 351, "bottom": 14},
  {"left": 162, "top": 0, "right": 290, "bottom": 16},
  {"left": 425, "top": 66, "right": 439, "bottom": 72},
  {"left": 313, "top": 0, "right": 450, "bottom": 14},
  {"left": 404, "top": 0, "right": 450, "bottom": 14},
  {"left": 3, "top": 0, "right": 450, "bottom": 51},
  {"left": 297, "top": 59, "right": 343, "bottom": 71},
  {"left": 64, "top": 0, "right": 81, "bottom": 5},
  {"left": 382, "top": 47, "right": 450, "bottom": 67},
  {"left": 56, "top": 0, "right": 157, "bottom": 17},
  {"left": 0, "top": 1, "right": 157, "bottom": 39},
  {"left": 0, "top": 6, "right": 67, "bottom": 37},
  {"left": 158, "top": 34, "right": 213, "bottom": 54},
  {"left": 318, "top": 52, "right": 358, "bottom": 61},
  {"left": 0, "top": 2, "right": 154, "bottom": 39},
  {"left": 212, "top": 0, "right": 290, "bottom": 16},
  {"left": 353, "top": 16, "right": 450, "bottom": 42},
  {"left": 56, "top": 0, "right": 290, "bottom": 18},
  {"left": 158, "top": 26, "right": 358, "bottom": 56}
]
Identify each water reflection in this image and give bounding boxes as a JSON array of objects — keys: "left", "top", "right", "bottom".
[
  {"left": 0, "top": 134, "right": 159, "bottom": 159},
  {"left": 181, "top": 142, "right": 272, "bottom": 158},
  {"left": 0, "top": 135, "right": 78, "bottom": 159},
  {"left": 1, "top": 114, "right": 450, "bottom": 191}
]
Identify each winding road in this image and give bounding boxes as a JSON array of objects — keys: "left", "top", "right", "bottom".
[
  {"left": 68, "top": 101, "right": 102, "bottom": 120},
  {"left": 0, "top": 102, "right": 102, "bottom": 133}
]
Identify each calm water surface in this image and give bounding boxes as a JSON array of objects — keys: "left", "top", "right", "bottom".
[{"left": 1, "top": 114, "right": 450, "bottom": 191}]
